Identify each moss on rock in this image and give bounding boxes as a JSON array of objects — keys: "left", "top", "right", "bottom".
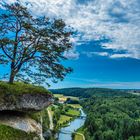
[{"left": 0, "top": 81, "right": 51, "bottom": 96}]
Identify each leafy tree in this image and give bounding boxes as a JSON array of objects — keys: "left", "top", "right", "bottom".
[
  {"left": 82, "top": 96, "right": 140, "bottom": 140},
  {"left": 0, "top": 2, "right": 73, "bottom": 85},
  {"left": 103, "top": 130, "right": 116, "bottom": 140}
]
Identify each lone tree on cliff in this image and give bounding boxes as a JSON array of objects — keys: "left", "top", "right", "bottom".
[{"left": 0, "top": 3, "right": 73, "bottom": 85}]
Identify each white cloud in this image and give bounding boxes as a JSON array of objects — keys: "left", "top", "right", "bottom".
[
  {"left": 64, "top": 50, "right": 79, "bottom": 60},
  {"left": 1, "top": 0, "right": 140, "bottom": 59},
  {"left": 83, "top": 51, "right": 136, "bottom": 59},
  {"left": 88, "top": 81, "right": 140, "bottom": 89},
  {"left": 83, "top": 51, "right": 109, "bottom": 57},
  {"left": 109, "top": 53, "right": 132, "bottom": 59}
]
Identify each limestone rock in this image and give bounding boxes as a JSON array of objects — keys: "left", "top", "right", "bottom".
[{"left": 0, "top": 93, "right": 53, "bottom": 112}]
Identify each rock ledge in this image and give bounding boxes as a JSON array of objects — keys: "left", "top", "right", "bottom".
[{"left": 0, "top": 93, "right": 53, "bottom": 112}]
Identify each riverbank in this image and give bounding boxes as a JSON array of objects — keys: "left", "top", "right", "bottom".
[
  {"left": 73, "top": 127, "right": 85, "bottom": 140},
  {"left": 48, "top": 103, "right": 81, "bottom": 129},
  {"left": 58, "top": 109, "right": 86, "bottom": 140},
  {"left": 46, "top": 93, "right": 86, "bottom": 140},
  {"left": 48, "top": 94, "right": 82, "bottom": 129}
]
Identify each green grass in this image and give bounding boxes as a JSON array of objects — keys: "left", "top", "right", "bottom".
[
  {"left": 0, "top": 81, "right": 51, "bottom": 95},
  {"left": 48, "top": 106, "right": 54, "bottom": 116},
  {"left": 76, "top": 126, "right": 85, "bottom": 134},
  {"left": 58, "top": 115, "right": 72, "bottom": 126},
  {"left": 74, "top": 134, "right": 83, "bottom": 140},
  {"left": 0, "top": 124, "right": 39, "bottom": 140},
  {"left": 65, "top": 109, "right": 80, "bottom": 117},
  {"left": 54, "top": 94, "right": 64, "bottom": 98},
  {"left": 29, "top": 108, "right": 50, "bottom": 131},
  {"left": 74, "top": 127, "right": 85, "bottom": 140},
  {"left": 67, "top": 104, "right": 82, "bottom": 109}
]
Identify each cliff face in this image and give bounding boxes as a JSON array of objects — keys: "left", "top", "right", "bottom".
[
  {"left": 0, "top": 113, "right": 42, "bottom": 134},
  {"left": 0, "top": 93, "right": 53, "bottom": 112},
  {"left": 0, "top": 82, "right": 53, "bottom": 140}
]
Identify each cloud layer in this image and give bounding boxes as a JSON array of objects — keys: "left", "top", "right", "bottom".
[{"left": 2, "top": 0, "right": 140, "bottom": 59}]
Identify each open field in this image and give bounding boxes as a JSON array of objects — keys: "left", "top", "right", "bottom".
[
  {"left": 65, "top": 109, "right": 80, "bottom": 117},
  {"left": 51, "top": 94, "right": 81, "bottom": 128},
  {"left": 54, "top": 94, "right": 64, "bottom": 98},
  {"left": 67, "top": 104, "right": 82, "bottom": 109},
  {"left": 54, "top": 94, "right": 79, "bottom": 101},
  {"left": 58, "top": 115, "right": 72, "bottom": 126}
]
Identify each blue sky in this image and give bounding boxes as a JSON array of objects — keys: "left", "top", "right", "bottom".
[{"left": 0, "top": 0, "right": 140, "bottom": 89}]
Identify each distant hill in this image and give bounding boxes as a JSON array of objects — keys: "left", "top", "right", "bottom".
[
  {"left": 50, "top": 87, "right": 131, "bottom": 98},
  {"left": 121, "top": 89, "right": 140, "bottom": 93}
]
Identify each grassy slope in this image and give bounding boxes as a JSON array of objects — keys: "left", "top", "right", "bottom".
[
  {"left": 67, "top": 104, "right": 82, "bottom": 109},
  {"left": 58, "top": 115, "right": 72, "bottom": 126},
  {"left": 74, "top": 134, "right": 83, "bottom": 140},
  {"left": 65, "top": 108, "right": 80, "bottom": 117},
  {"left": 73, "top": 126, "right": 85, "bottom": 140},
  {"left": 0, "top": 124, "right": 39, "bottom": 140}
]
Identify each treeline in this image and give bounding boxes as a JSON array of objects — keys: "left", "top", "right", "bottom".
[
  {"left": 81, "top": 96, "right": 140, "bottom": 140},
  {"left": 50, "top": 87, "right": 131, "bottom": 98}
]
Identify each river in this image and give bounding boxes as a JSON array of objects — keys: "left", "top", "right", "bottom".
[{"left": 58, "top": 109, "right": 86, "bottom": 140}]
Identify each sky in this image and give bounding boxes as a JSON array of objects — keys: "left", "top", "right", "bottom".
[{"left": 0, "top": 0, "right": 140, "bottom": 89}]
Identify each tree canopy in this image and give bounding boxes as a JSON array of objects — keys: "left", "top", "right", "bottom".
[
  {"left": 0, "top": 2, "right": 73, "bottom": 85},
  {"left": 81, "top": 96, "right": 140, "bottom": 140},
  {"left": 51, "top": 87, "right": 130, "bottom": 98}
]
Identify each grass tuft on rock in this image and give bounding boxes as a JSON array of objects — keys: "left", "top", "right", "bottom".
[{"left": 0, "top": 81, "right": 51, "bottom": 96}]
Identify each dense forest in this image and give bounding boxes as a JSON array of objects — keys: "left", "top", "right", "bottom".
[
  {"left": 81, "top": 96, "right": 140, "bottom": 140},
  {"left": 51, "top": 88, "right": 140, "bottom": 140},
  {"left": 50, "top": 88, "right": 131, "bottom": 98}
]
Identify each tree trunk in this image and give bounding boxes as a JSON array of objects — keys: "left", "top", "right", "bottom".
[{"left": 9, "top": 70, "right": 15, "bottom": 84}]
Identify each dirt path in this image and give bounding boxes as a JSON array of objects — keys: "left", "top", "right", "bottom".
[{"left": 47, "top": 108, "right": 54, "bottom": 130}]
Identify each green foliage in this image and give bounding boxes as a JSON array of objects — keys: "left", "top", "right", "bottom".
[
  {"left": 82, "top": 96, "right": 140, "bottom": 140},
  {"left": 50, "top": 103, "right": 80, "bottom": 130},
  {"left": 66, "top": 98, "right": 79, "bottom": 104},
  {"left": 65, "top": 108, "right": 80, "bottom": 117},
  {"left": 0, "top": 81, "right": 51, "bottom": 96},
  {"left": 0, "top": 124, "right": 39, "bottom": 140},
  {"left": 0, "top": 2, "right": 73, "bottom": 84},
  {"left": 51, "top": 87, "right": 131, "bottom": 98},
  {"left": 29, "top": 108, "right": 50, "bottom": 132}
]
